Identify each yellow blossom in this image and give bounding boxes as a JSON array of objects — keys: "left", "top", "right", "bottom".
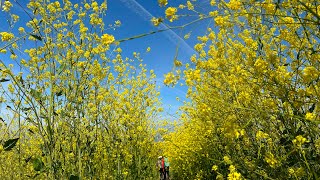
[
  {"left": 223, "top": 156, "right": 232, "bottom": 164},
  {"left": 293, "top": 135, "right": 308, "bottom": 147},
  {"left": 227, "top": 171, "right": 241, "bottom": 180},
  {"left": 84, "top": 3, "right": 90, "bottom": 9},
  {"left": 265, "top": 153, "right": 278, "bottom": 168},
  {"left": 2, "top": 0, "right": 13, "bottom": 12},
  {"left": 179, "top": 4, "right": 185, "bottom": 9},
  {"left": 227, "top": 0, "right": 242, "bottom": 10},
  {"left": 151, "top": 17, "right": 163, "bottom": 26},
  {"left": 305, "top": 112, "right": 316, "bottom": 121},
  {"left": 18, "top": 27, "right": 25, "bottom": 33},
  {"left": 187, "top": 1, "right": 194, "bottom": 10},
  {"left": 158, "top": 0, "right": 168, "bottom": 7},
  {"left": 165, "top": 7, "right": 177, "bottom": 22},
  {"left": 164, "top": 72, "right": 176, "bottom": 85},
  {"left": 115, "top": 20, "right": 121, "bottom": 26},
  {"left": 212, "top": 165, "right": 218, "bottom": 171},
  {"left": 210, "top": 0, "right": 216, "bottom": 6},
  {"left": 288, "top": 168, "right": 295, "bottom": 175},
  {"left": 303, "top": 66, "right": 318, "bottom": 81},
  {"left": 101, "top": 33, "right": 115, "bottom": 45},
  {"left": 184, "top": 32, "right": 191, "bottom": 39},
  {"left": 256, "top": 130, "right": 269, "bottom": 141},
  {"left": 214, "top": 16, "right": 225, "bottom": 26},
  {"left": 174, "top": 59, "right": 182, "bottom": 67},
  {"left": 0, "top": 32, "right": 14, "bottom": 41}
]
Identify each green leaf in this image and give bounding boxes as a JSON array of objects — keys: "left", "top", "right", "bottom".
[
  {"left": 33, "top": 158, "right": 44, "bottom": 171},
  {"left": 56, "top": 90, "right": 63, "bottom": 96},
  {"left": 0, "top": 78, "right": 10, "bottom": 82},
  {"left": 3, "top": 138, "right": 19, "bottom": 151},
  {"left": 19, "top": 76, "right": 24, "bottom": 86},
  {"left": 22, "top": 107, "right": 32, "bottom": 111},
  {"left": 69, "top": 175, "right": 79, "bottom": 180},
  {"left": 30, "top": 88, "right": 41, "bottom": 100},
  {"left": 30, "top": 34, "right": 42, "bottom": 41}
]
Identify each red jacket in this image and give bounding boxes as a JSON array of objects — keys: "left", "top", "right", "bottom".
[{"left": 161, "top": 159, "right": 165, "bottom": 169}]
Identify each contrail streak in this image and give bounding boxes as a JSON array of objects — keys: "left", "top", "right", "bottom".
[{"left": 119, "top": 0, "right": 196, "bottom": 58}]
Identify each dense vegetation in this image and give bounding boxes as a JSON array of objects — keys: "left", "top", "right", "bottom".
[
  {"left": 0, "top": 0, "right": 319, "bottom": 179},
  {"left": 0, "top": 0, "right": 161, "bottom": 179},
  {"left": 161, "top": 0, "right": 320, "bottom": 179}
]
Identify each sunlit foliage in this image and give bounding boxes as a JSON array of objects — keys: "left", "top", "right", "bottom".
[
  {"left": 160, "top": 0, "right": 320, "bottom": 179},
  {"left": 0, "top": 0, "right": 161, "bottom": 179}
]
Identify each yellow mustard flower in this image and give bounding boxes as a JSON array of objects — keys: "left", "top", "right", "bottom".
[
  {"left": 101, "top": 33, "right": 115, "bottom": 45},
  {"left": 151, "top": 17, "right": 163, "bottom": 26},
  {"left": 305, "top": 112, "right": 316, "bottom": 121},
  {"left": 227, "top": 171, "right": 241, "bottom": 180},
  {"left": 165, "top": 7, "right": 177, "bottom": 22},
  {"left": 210, "top": 0, "right": 216, "bottom": 6},
  {"left": 293, "top": 135, "right": 308, "bottom": 147},
  {"left": 187, "top": 1, "right": 194, "bottom": 10},
  {"left": 158, "top": 0, "right": 168, "bottom": 7},
  {"left": 0, "top": 32, "right": 14, "bottom": 41},
  {"left": 2, "top": 0, "right": 13, "bottom": 12}
]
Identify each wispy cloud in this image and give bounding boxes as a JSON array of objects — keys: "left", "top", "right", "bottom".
[{"left": 119, "top": 0, "right": 196, "bottom": 57}]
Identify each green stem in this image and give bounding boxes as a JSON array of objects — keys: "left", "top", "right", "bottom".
[{"left": 117, "top": 16, "right": 212, "bottom": 43}]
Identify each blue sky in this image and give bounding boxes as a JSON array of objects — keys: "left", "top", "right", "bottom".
[
  {"left": 105, "top": 0, "right": 213, "bottom": 120},
  {"left": 0, "top": 0, "right": 214, "bottom": 121}
]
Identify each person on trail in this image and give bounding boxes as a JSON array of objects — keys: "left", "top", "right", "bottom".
[
  {"left": 164, "top": 156, "right": 170, "bottom": 179},
  {"left": 161, "top": 156, "right": 166, "bottom": 179},
  {"left": 157, "top": 156, "right": 164, "bottom": 179}
]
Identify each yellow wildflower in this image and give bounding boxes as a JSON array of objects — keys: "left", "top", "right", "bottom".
[
  {"left": 187, "top": 1, "right": 194, "bottom": 10},
  {"left": 227, "top": 171, "right": 241, "bottom": 180},
  {"left": 115, "top": 20, "right": 121, "bottom": 26},
  {"left": 164, "top": 72, "right": 175, "bottom": 85},
  {"left": 184, "top": 32, "right": 191, "bottom": 39},
  {"left": 210, "top": 0, "right": 216, "bottom": 6},
  {"left": 303, "top": 66, "right": 318, "bottom": 81},
  {"left": 305, "top": 112, "right": 316, "bottom": 121},
  {"left": 0, "top": 49, "right": 7, "bottom": 54},
  {"left": 18, "top": 27, "right": 25, "bottom": 33},
  {"left": 165, "top": 7, "right": 177, "bottom": 22},
  {"left": 227, "top": 0, "right": 242, "bottom": 10},
  {"left": 288, "top": 168, "right": 295, "bottom": 175},
  {"left": 214, "top": 16, "right": 225, "bottom": 26},
  {"left": 211, "top": 165, "right": 218, "bottom": 171},
  {"left": 158, "top": 0, "right": 168, "bottom": 7},
  {"left": 84, "top": 3, "right": 90, "bottom": 9},
  {"left": 223, "top": 156, "right": 232, "bottom": 164},
  {"left": 179, "top": 4, "right": 185, "bottom": 9},
  {"left": 101, "top": 33, "right": 115, "bottom": 45},
  {"left": 151, "top": 17, "right": 163, "bottom": 26},
  {"left": 256, "top": 130, "right": 269, "bottom": 141},
  {"left": 293, "top": 135, "right": 308, "bottom": 147},
  {"left": 229, "top": 165, "right": 236, "bottom": 172},
  {"left": 2, "top": 0, "right": 13, "bottom": 12},
  {"left": 0, "top": 32, "right": 14, "bottom": 41},
  {"left": 174, "top": 60, "right": 182, "bottom": 67},
  {"left": 265, "top": 153, "right": 278, "bottom": 168}
]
